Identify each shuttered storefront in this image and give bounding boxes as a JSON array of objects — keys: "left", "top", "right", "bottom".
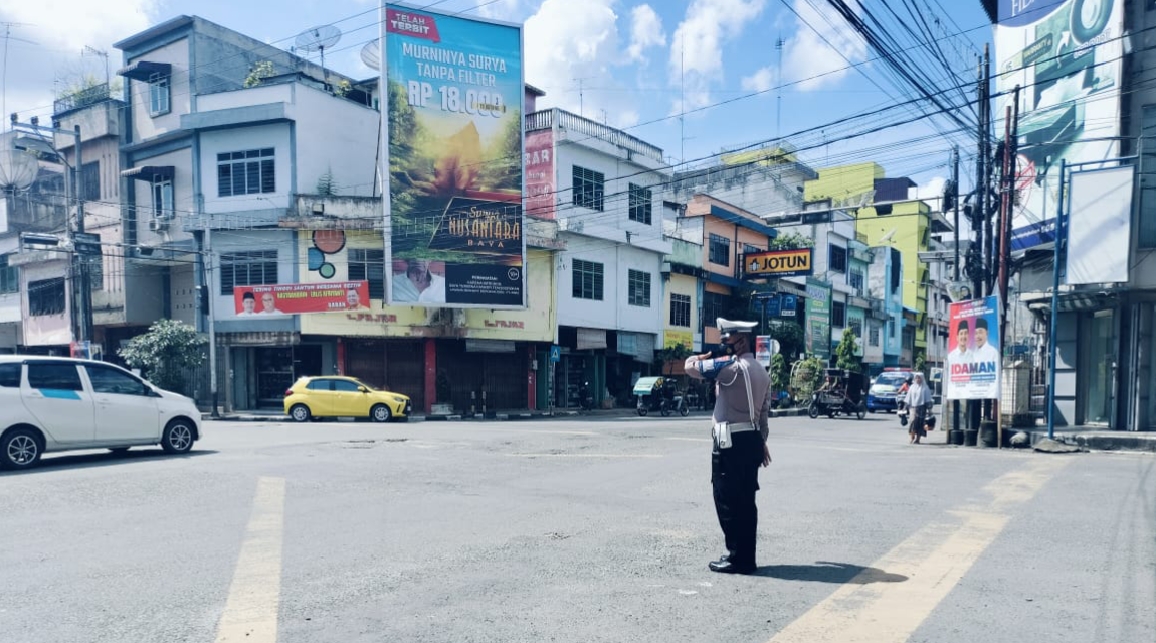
[
  {"left": 345, "top": 339, "right": 425, "bottom": 412},
  {"left": 436, "top": 340, "right": 527, "bottom": 411}
]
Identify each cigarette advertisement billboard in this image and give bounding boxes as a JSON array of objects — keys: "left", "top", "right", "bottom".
[{"left": 385, "top": 4, "right": 525, "bottom": 307}]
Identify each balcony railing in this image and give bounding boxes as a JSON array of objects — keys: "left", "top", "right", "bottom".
[
  {"left": 53, "top": 83, "right": 113, "bottom": 116},
  {"left": 525, "top": 108, "right": 664, "bottom": 163}
]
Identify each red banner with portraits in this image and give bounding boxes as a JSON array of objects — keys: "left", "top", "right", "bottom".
[{"left": 232, "top": 281, "right": 371, "bottom": 317}]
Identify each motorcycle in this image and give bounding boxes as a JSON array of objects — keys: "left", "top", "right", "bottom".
[
  {"left": 633, "top": 376, "right": 690, "bottom": 417},
  {"left": 577, "top": 381, "right": 594, "bottom": 412},
  {"left": 807, "top": 369, "right": 867, "bottom": 420}
]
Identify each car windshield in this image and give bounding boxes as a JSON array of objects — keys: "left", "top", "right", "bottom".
[
  {"left": 876, "top": 374, "right": 908, "bottom": 386},
  {"left": 351, "top": 379, "right": 379, "bottom": 391}
]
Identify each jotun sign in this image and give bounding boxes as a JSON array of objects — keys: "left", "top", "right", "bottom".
[{"left": 743, "top": 248, "right": 813, "bottom": 278}]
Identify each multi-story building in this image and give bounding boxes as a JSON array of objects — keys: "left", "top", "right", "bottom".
[
  {"left": 524, "top": 107, "right": 671, "bottom": 409},
  {"left": 115, "top": 15, "right": 561, "bottom": 413}
]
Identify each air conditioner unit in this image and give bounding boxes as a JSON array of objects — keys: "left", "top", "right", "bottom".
[{"left": 148, "top": 218, "right": 168, "bottom": 232}]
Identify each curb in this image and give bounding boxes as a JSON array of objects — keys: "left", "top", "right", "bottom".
[{"left": 204, "top": 408, "right": 812, "bottom": 423}]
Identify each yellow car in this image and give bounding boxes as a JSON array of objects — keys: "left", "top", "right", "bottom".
[{"left": 284, "top": 376, "right": 411, "bottom": 423}]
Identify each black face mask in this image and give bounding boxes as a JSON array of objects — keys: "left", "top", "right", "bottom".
[{"left": 713, "top": 340, "right": 740, "bottom": 358}]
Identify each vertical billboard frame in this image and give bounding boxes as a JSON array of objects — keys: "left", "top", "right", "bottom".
[{"left": 381, "top": 2, "right": 526, "bottom": 309}]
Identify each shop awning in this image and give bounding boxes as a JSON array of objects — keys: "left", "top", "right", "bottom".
[
  {"left": 121, "top": 165, "right": 174, "bottom": 182},
  {"left": 118, "top": 60, "right": 171, "bottom": 81}
]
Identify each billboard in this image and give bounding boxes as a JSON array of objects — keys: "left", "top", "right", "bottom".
[
  {"left": 524, "top": 129, "right": 555, "bottom": 219},
  {"left": 995, "top": 0, "right": 1124, "bottom": 250},
  {"left": 1066, "top": 166, "right": 1133, "bottom": 284},
  {"left": 233, "top": 282, "right": 371, "bottom": 317},
  {"left": 384, "top": 4, "right": 525, "bottom": 307},
  {"left": 946, "top": 295, "right": 1001, "bottom": 400},
  {"left": 805, "top": 279, "right": 830, "bottom": 358},
  {"left": 743, "top": 248, "right": 813, "bottom": 278}
]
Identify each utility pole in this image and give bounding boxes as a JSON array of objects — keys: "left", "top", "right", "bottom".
[
  {"left": 951, "top": 145, "right": 961, "bottom": 442},
  {"left": 205, "top": 226, "right": 220, "bottom": 417},
  {"left": 73, "top": 123, "right": 93, "bottom": 349}
]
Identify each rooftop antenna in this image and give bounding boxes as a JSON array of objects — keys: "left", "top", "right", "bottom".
[
  {"left": 82, "top": 45, "right": 110, "bottom": 86},
  {"left": 1, "top": 22, "right": 36, "bottom": 132},
  {"left": 295, "top": 25, "right": 342, "bottom": 75}
]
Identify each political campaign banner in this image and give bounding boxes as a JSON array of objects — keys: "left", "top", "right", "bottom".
[
  {"left": 994, "top": 0, "right": 1124, "bottom": 250},
  {"left": 233, "top": 282, "right": 371, "bottom": 317},
  {"left": 946, "top": 295, "right": 1001, "bottom": 400},
  {"left": 384, "top": 4, "right": 525, "bottom": 307}
]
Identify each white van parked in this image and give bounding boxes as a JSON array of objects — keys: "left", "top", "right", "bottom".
[{"left": 0, "top": 356, "right": 202, "bottom": 470}]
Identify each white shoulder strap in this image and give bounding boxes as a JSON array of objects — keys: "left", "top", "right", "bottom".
[{"left": 737, "top": 359, "right": 758, "bottom": 427}]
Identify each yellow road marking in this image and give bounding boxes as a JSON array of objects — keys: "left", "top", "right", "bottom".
[
  {"left": 766, "top": 458, "right": 1069, "bottom": 643},
  {"left": 215, "top": 477, "right": 286, "bottom": 643}
]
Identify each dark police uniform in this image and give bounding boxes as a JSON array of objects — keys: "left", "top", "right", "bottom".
[{"left": 685, "top": 319, "right": 771, "bottom": 574}]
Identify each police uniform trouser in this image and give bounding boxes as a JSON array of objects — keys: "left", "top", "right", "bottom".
[{"left": 712, "top": 430, "right": 763, "bottom": 566}]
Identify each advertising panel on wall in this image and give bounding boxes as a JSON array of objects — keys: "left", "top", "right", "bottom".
[
  {"left": 805, "top": 279, "right": 831, "bottom": 358},
  {"left": 742, "top": 248, "right": 813, "bottom": 278},
  {"left": 524, "top": 129, "right": 555, "bottom": 220},
  {"left": 384, "top": 4, "right": 525, "bottom": 308},
  {"left": 995, "top": 0, "right": 1124, "bottom": 250},
  {"left": 233, "top": 282, "right": 371, "bottom": 317},
  {"left": 1066, "top": 166, "right": 1133, "bottom": 284},
  {"left": 946, "top": 295, "right": 1001, "bottom": 400}
]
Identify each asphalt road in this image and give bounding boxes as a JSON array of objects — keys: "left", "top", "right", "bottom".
[{"left": 2, "top": 412, "right": 1153, "bottom": 643}]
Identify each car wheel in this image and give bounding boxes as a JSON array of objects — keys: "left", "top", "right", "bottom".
[
  {"left": 371, "top": 404, "right": 392, "bottom": 423},
  {"left": 161, "top": 419, "right": 195, "bottom": 454},
  {"left": 1, "top": 428, "right": 42, "bottom": 470},
  {"left": 289, "top": 404, "right": 312, "bottom": 423}
]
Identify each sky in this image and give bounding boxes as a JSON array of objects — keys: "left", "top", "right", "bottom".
[{"left": 0, "top": 0, "right": 995, "bottom": 200}]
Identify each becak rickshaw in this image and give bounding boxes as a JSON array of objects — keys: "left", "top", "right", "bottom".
[
  {"left": 807, "top": 368, "right": 868, "bottom": 419},
  {"left": 633, "top": 376, "right": 689, "bottom": 417}
]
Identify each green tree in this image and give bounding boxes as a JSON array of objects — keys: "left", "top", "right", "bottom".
[
  {"left": 768, "top": 231, "right": 814, "bottom": 250},
  {"left": 768, "top": 320, "right": 804, "bottom": 364},
  {"left": 243, "top": 60, "right": 275, "bottom": 88},
  {"left": 118, "top": 320, "right": 207, "bottom": 394},
  {"left": 834, "top": 327, "right": 862, "bottom": 373},
  {"left": 770, "top": 352, "right": 788, "bottom": 393},
  {"left": 316, "top": 168, "right": 338, "bottom": 196},
  {"left": 790, "top": 355, "right": 827, "bottom": 400}
]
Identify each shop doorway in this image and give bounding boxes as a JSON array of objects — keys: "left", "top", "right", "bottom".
[{"left": 1081, "top": 310, "right": 1115, "bottom": 426}]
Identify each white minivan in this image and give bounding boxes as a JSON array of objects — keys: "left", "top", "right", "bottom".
[{"left": 0, "top": 356, "right": 203, "bottom": 470}]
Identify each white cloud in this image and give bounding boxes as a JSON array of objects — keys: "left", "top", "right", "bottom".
[
  {"left": 782, "top": 0, "right": 867, "bottom": 91},
  {"left": 667, "top": 0, "right": 767, "bottom": 113},
  {"left": 474, "top": 0, "right": 524, "bottom": 21},
  {"left": 914, "top": 176, "right": 947, "bottom": 203},
  {"left": 626, "top": 5, "right": 665, "bottom": 62},
  {"left": 524, "top": 0, "right": 642, "bottom": 129},
  {"left": 1, "top": 0, "right": 160, "bottom": 121},
  {"left": 741, "top": 67, "right": 775, "bottom": 93}
]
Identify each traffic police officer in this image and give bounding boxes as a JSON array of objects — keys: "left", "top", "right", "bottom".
[{"left": 685, "top": 318, "right": 771, "bottom": 574}]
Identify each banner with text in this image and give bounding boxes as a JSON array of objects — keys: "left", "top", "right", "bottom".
[
  {"left": 233, "top": 282, "right": 371, "bottom": 317},
  {"left": 385, "top": 5, "right": 525, "bottom": 308},
  {"left": 946, "top": 295, "right": 1001, "bottom": 400},
  {"left": 743, "top": 248, "right": 813, "bottom": 278},
  {"left": 995, "top": 0, "right": 1123, "bottom": 250},
  {"left": 805, "top": 279, "right": 831, "bottom": 359}
]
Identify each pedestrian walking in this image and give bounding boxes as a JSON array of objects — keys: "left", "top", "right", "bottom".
[
  {"left": 905, "top": 372, "right": 933, "bottom": 444},
  {"left": 685, "top": 318, "right": 771, "bottom": 574}
]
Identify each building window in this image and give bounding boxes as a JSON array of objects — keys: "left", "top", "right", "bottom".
[
  {"left": 704, "top": 291, "right": 728, "bottom": 327},
  {"left": 849, "top": 317, "right": 862, "bottom": 338},
  {"left": 709, "top": 233, "right": 731, "bottom": 266},
  {"left": 572, "top": 258, "right": 604, "bottom": 300},
  {"left": 0, "top": 254, "right": 17, "bottom": 294},
  {"left": 348, "top": 249, "right": 385, "bottom": 300},
  {"left": 572, "top": 165, "right": 604, "bottom": 211},
  {"left": 743, "top": 244, "right": 762, "bottom": 256},
  {"left": 670, "top": 293, "right": 691, "bottom": 327},
  {"left": 218, "top": 148, "right": 275, "bottom": 198},
  {"left": 849, "top": 269, "right": 864, "bottom": 294},
  {"left": 28, "top": 277, "right": 66, "bottom": 316},
  {"left": 149, "top": 72, "right": 170, "bottom": 115},
  {"left": 869, "top": 323, "right": 881, "bottom": 347},
  {"left": 220, "top": 250, "right": 278, "bottom": 295},
  {"left": 627, "top": 269, "right": 651, "bottom": 307},
  {"left": 832, "top": 300, "right": 846, "bottom": 327},
  {"left": 81, "top": 161, "right": 101, "bottom": 201},
  {"left": 628, "top": 183, "right": 652, "bottom": 224},
  {"left": 152, "top": 178, "right": 174, "bottom": 219},
  {"left": 889, "top": 319, "right": 897, "bottom": 339},
  {"left": 829, "top": 244, "right": 847, "bottom": 273}
]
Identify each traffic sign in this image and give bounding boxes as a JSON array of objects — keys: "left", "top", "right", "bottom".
[{"left": 549, "top": 345, "right": 561, "bottom": 363}]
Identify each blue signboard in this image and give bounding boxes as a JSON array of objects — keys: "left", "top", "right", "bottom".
[
  {"left": 549, "top": 345, "right": 561, "bottom": 363},
  {"left": 781, "top": 294, "right": 797, "bottom": 317}
]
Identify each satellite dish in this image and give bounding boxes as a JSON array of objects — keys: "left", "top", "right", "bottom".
[
  {"left": 360, "top": 40, "right": 380, "bottom": 71},
  {"left": 295, "top": 25, "right": 342, "bottom": 70},
  {"left": 0, "top": 149, "right": 39, "bottom": 193}
]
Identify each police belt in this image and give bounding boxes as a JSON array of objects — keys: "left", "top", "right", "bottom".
[{"left": 714, "top": 422, "right": 759, "bottom": 432}]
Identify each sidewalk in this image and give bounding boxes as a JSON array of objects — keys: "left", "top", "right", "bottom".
[
  {"left": 201, "top": 407, "right": 811, "bottom": 423},
  {"left": 1022, "top": 426, "right": 1156, "bottom": 453}
]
